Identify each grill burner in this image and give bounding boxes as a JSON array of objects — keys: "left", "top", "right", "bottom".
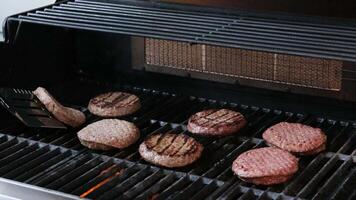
[
  {"left": 0, "top": 80, "right": 355, "bottom": 199},
  {"left": 145, "top": 39, "right": 343, "bottom": 91}
]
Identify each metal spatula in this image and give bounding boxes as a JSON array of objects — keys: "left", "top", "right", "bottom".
[{"left": 0, "top": 88, "right": 67, "bottom": 129}]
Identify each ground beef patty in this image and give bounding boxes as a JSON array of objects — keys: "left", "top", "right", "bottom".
[
  {"left": 77, "top": 119, "right": 140, "bottom": 150},
  {"left": 232, "top": 147, "right": 298, "bottom": 185},
  {"left": 187, "top": 109, "right": 247, "bottom": 136},
  {"left": 263, "top": 122, "right": 327, "bottom": 155},
  {"left": 139, "top": 133, "right": 203, "bottom": 168},
  {"left": 33, "top": 87, "right": 86, "bottom": 128},
  {"left": 88, "top": 92, "right": 141, "bottom": 117}
]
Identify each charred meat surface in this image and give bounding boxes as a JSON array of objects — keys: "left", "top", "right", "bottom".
[
  {"left": 188, "top": 109, "right": 247, "bottom": 136},
  {"left": 139, "top": 133, "right": 203, "bottom": 168},
  {"left": 88, "top": 92, "right": 141, "bottom": 117}
]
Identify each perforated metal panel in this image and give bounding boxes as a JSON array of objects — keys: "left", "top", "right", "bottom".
[{"left": 145, "top": 38, "right": 343, "bottom": 91}]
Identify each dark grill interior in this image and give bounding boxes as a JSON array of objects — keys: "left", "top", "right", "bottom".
[{"left": 0, "top": 80, "right": 355, "bottom": 199}]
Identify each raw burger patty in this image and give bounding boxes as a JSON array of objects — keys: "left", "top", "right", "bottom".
[
  {"left": 33, "top": 87, "right": 86, "bottom": 128},
  {"left": 187, "top": 109, "right": 247, "bottom": 136},
  {"left": 77, "top": 119, "right": 140, "bottom": 150},
  {"left": 88, "top": 92, "right": 141, "bottom": 117},
  {"left": 139, "top": 133, "right": 203, "bottom": 168},
  {"left": 232, "top": 147, "right": 298, "bottom": 185},
  {"left": 263, "top": 122, "right": 327, "bottom": 155}
]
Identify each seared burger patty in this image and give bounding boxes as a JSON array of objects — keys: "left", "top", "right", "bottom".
[
  {"left": 139, "top": 133, "right": 203, "bottom": 168},
  {"left": 187, "top": 109, "right": 247, "bottom": 136},
  {"left": 33, "top": 87, "right": 86, "bottom": 128},
  {"left": 88, "top": 92, "right": 141, "bottom": 117},
  {"left": 232, "top": 147, "right": 298, "bottom": 185},
  {"left": 77, "top": 119, "right": 140, "bottom": 150},
  {"left": 263, "top": 122, "right": 327, "bottom": 155}
]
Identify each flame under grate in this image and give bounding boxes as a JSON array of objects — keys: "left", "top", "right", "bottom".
[{"left": 145, "top": 38, "right": 342, "bottom": 91}]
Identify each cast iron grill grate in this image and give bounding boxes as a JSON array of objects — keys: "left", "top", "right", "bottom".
[
  {"left": 0, "top": 81, "right": 355, "bottom": 199},
  {"left": 6, "top": 0, "right": 356, "bottom": 61},
  {"left": 0, "top": 133, "right": 226, "bottom": 200}
]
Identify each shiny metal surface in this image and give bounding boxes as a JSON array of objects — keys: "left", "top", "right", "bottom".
[{"left": 0, "top": 178, "right": 82, "bottom": 200}]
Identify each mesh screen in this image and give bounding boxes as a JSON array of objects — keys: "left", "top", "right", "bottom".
[{"left": 145, "top": 38, "right": 342, "bottom": 90}]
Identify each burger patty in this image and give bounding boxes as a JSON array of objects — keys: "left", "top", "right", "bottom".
[
  {"left": 263, "top": 122, "right": 327, "bottom": 155},
  {"left": 139, "top": 133, "right": 203, "bottom": 168},
  {"left": 232, "top": 147, "right": 298, "bottom": 185},
  {"left": 33, "top": 87, "right": 86, "bottom": 128},
  {"left": 77, "top": 119, "right": 140, "bottom": 150},
  {"left": 187, "top": 109, "right": 247, "bottom": 136},
  {"left": 88, "top": 92, "right": 141, "bottom": 117}
]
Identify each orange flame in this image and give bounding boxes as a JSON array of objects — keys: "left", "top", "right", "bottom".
[{"left": 79, "top": 166, "right": 123, "bottom": 198}]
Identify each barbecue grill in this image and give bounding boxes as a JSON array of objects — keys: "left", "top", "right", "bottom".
[{"left": 0, "top": 0, "right": 355, "bottom": 199}]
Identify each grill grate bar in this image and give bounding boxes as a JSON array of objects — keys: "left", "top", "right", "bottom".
[
  {"left": 75, "top": 0, "right": 234, "bottom": 22},
  {"left": 16, "top": 16, "right": 197, "bottom": 42},
  {"left": 170, "top": 177, "right": 205, "bottom": 200},
  {"left": 135, "top": 173, "right": 177, "bottom": 199},
  {"left": 217, "top": 181, "right": 247, "bottom": 200},
  {"left": 0, "top": 145, "right": 48, "bottom": 177},
  {"left": 7, "top": 0, "right": 356, "bottom": 61},
  {"left": 297, "top": 155, "right": 343, "bottom": 199},
  {"left": 283, "top": 153, "right": 326, "bottom": 195},
  {"left": 312, "top": 157, "right": 355, "bottom": 200},
  {"left": 3, "top": 147, "right": 60, "bottom": 179},
  {"left": 65, "top": 1, "right": 232, "bottom": 24},
  {"left": 77, "top": 0, "right": 356, "bottom": 32},
  {"left": 337, "top": 134, "right": 356, "bottom": 155},
  {"left": 16, "top": 151, "right": 75, "bottom": 182},
  {"left": 93, "top": 165, "right": 153, "bottom": 199},
  {"left": 190, "top": 180, "right": 220, "bottom": 200},
  {"left": 0, "top": 137, "right": 20, "bottom": 152},
  {"left": 29, "top": 9, "right": 212, "bottom": 36},
  {"left": 0, "top": 143, "right": 38, "bottom": 166},
  {"left": 121, "top": 170, "right": 165, "bottom": 199},
  {"left": 57, "top": 159, "right": 114, "bottom": 193},
  {"left": 70, "top": 161, "right": 132, "bottom": 196},
  {"left": 325, "top": 122, "right": 351, "bottom": 152},
  {"left": 41, "top": 9, "right": 219, "bottom": 32},
  {"left": 330, "top": 165, "right": 356, "bottom": 200},
  {"left": 239, "top": 189, "right": 259, "bottom": 200},
  {"left": 223, "top": 24, "right": 356, "bottom": 48},
  {"left": 45, "top": 156, "right": 104, "bottom": 190},
  {"left": 156, "top": 176, "right": 190, "bottom": 200},
  {"left": 30, "top": 153, "right": 94, "bottom": 187}
]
